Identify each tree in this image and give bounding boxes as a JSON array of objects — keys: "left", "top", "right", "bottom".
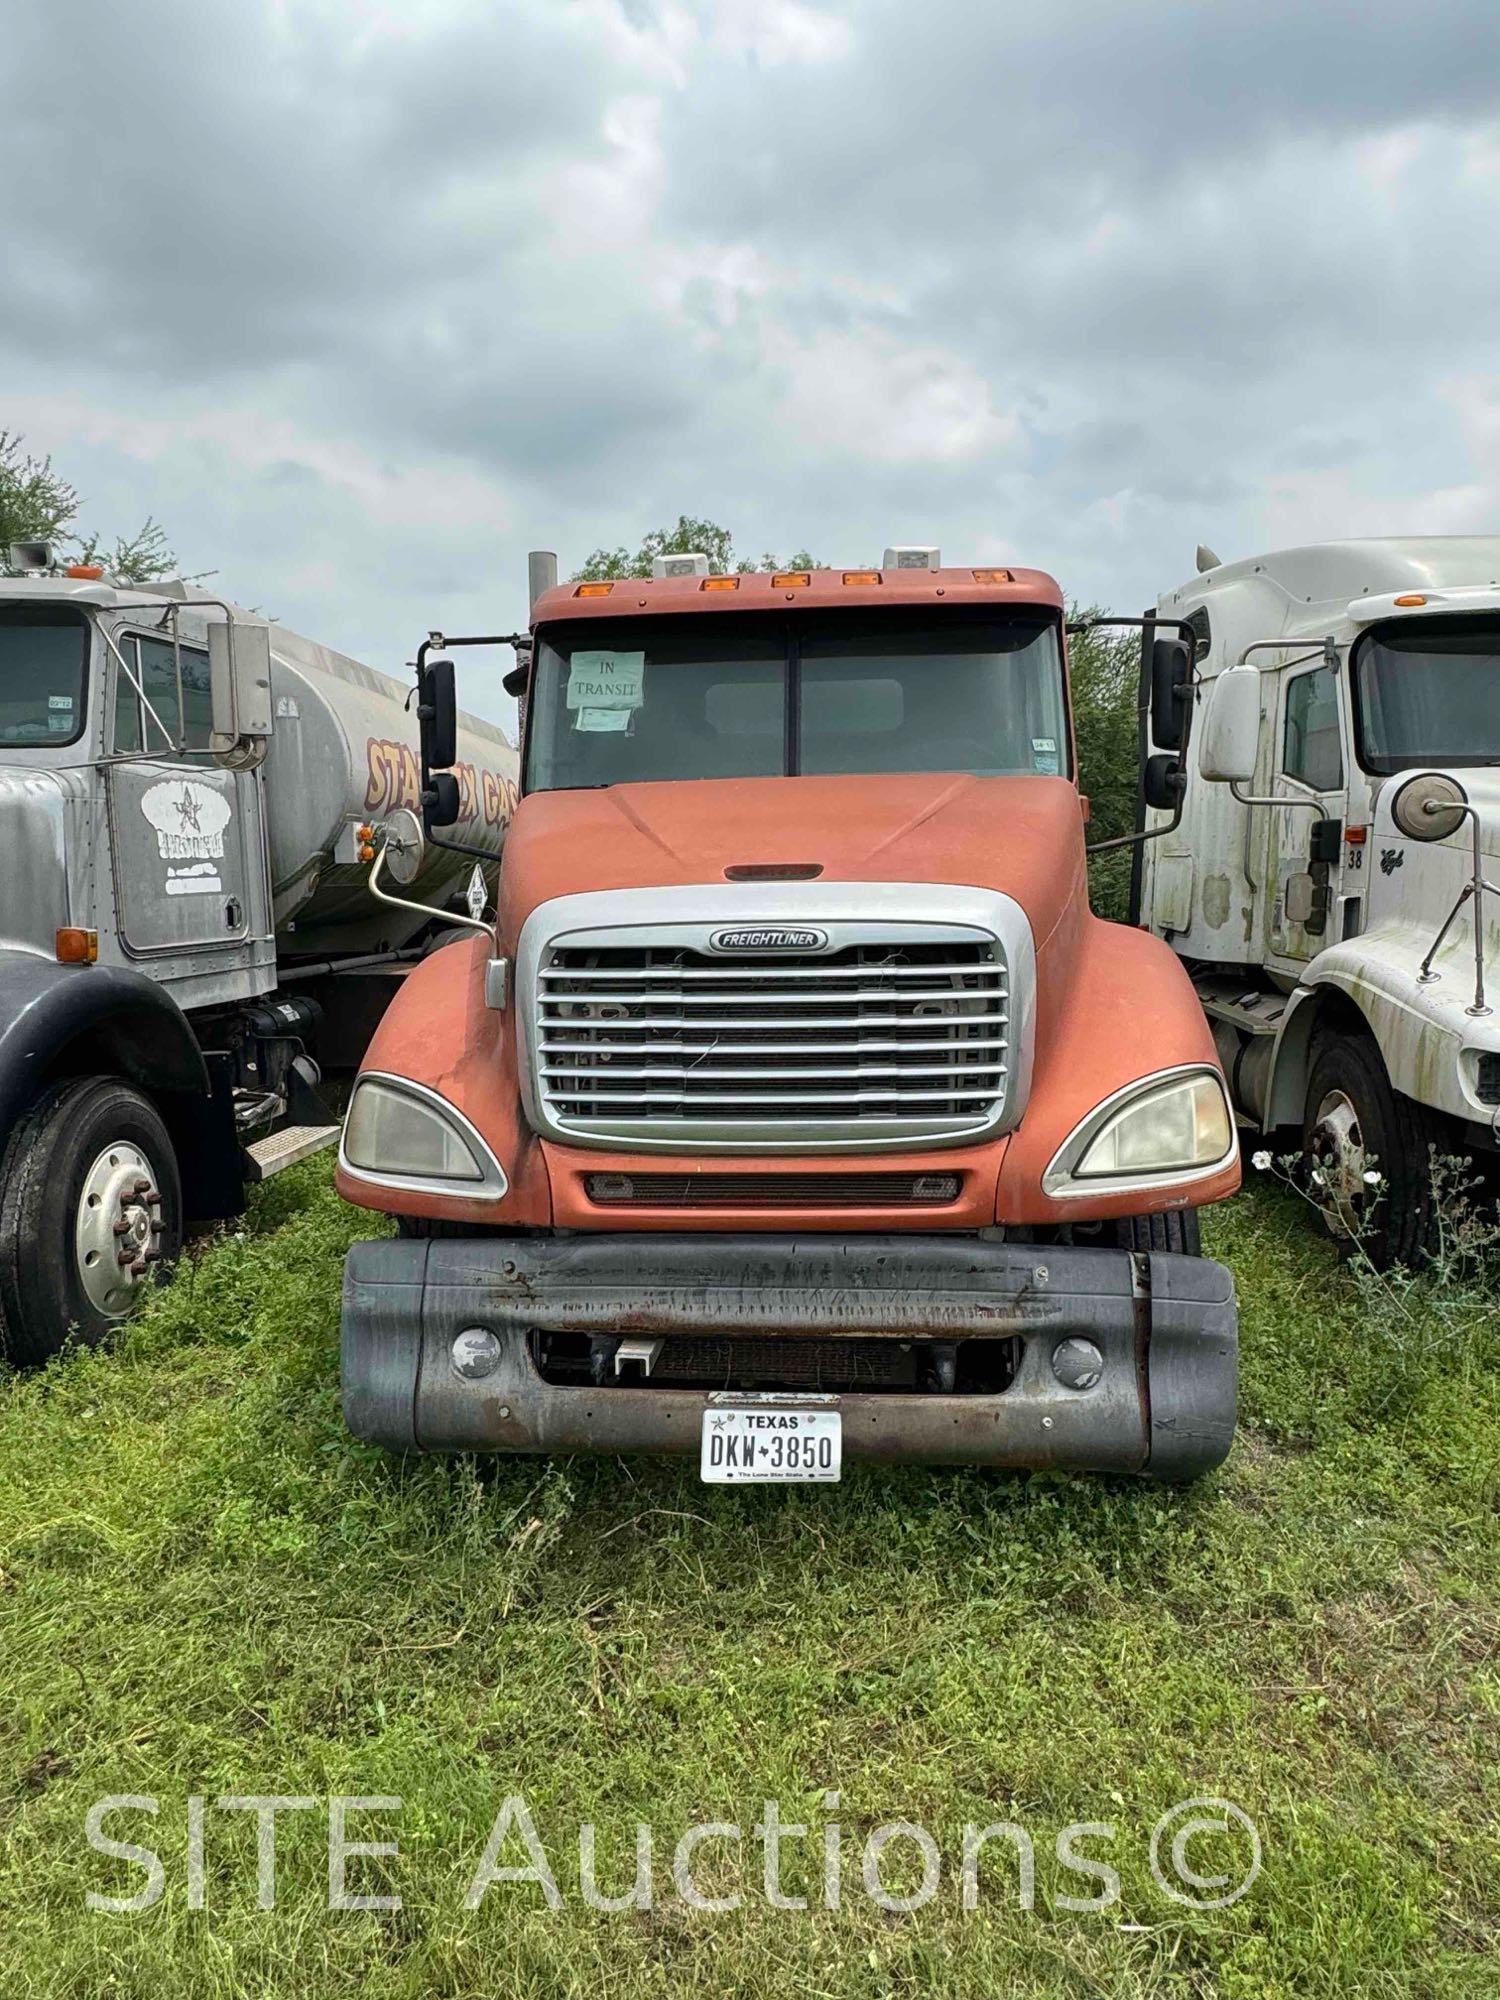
[
  {"left": 574, "top": 515, "right": 818, "bottom": 581},
  {"left": 0, "top": 431, "right": 177, "bottom": 584},
  {"left": 1069, "top": 608, "right": 1146, "bottom": 923}
]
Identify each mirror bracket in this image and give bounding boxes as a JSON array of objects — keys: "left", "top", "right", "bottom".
[{"left": 1229, "top": 781, "right": 1324, "bottom": 811}]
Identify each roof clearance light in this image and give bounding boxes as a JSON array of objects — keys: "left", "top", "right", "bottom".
[
  {"left": 1393, "top": 593, "right": 1427, "bottom": 607},
  {"left": 971, "top": 568, "right": 1014, "bottom": 584},
  {"left": 65, "top": 563, "right": 104, "bottom": 580},
  {"left": 842, "top": 571, "right": 881, "bottom": 586},
  {"left": 771, "top": 572, "right": 811, "bottom": 588},
  {"left": 700, "top": 575, "right": 739, "bottom": 591},
  {"left": 574, "top": 582, "right": 614, "bottom": 598}
]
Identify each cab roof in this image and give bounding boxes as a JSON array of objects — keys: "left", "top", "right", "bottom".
[
  {"left": 1172, "top": 537, "right": 1500, "bottom": 610},
  {"left": 531, "top": 563, "right": 1064, "bottom": 626}
]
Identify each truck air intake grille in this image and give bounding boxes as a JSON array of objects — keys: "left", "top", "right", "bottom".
[
  {"left": 583, "top": 1170, "right": 964, "bottom": 1208},
  {"left": 534, "top": 938, "right": 1008, "bottom": 1147}
]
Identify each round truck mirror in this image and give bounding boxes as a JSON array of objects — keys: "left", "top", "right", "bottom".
[
  {"left": 383, "top": 806, "right": 426, "bottom": 884},
  {"left": 1390, "top": 771, "right": 1468, "bottom": 843}
]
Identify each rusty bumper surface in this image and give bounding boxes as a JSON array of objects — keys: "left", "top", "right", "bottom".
[{"left": 341, "top": 1234, "right": 1237, "bottom": 1480}]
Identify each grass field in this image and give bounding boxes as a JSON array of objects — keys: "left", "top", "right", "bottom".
[{"left": 1, "top": 1164, "right": 1497, "bottom": 1998}]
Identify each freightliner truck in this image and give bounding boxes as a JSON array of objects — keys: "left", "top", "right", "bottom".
[
  {"left": 1138, "top": 538, "right": 1500, "bottom": 1265},
  {"left": 0, "top": 540, "right": 515, "bottom": 1364},
  {"left": 337, "top": 548, "right": 1242, "bottom": 1483}
]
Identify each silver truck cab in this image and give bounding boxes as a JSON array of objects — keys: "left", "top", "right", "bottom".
[
  {"left": 0, "top": 550, "right": 514, "bottom": 1361},
  {"left": 1, "top": 573, "right": 277, "bottom": 1003}
]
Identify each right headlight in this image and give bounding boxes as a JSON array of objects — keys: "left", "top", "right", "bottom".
[
  {"left": 1044, "top": 1067, "right": 1235, "bottom": 1194},
  {"left": 341, "top": 1075, "right": 507, "bottom": 1195}
]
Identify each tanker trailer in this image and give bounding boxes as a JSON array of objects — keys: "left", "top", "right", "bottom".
[{"left": 0, "top": 545, "right": 517, "bottom": 1363}]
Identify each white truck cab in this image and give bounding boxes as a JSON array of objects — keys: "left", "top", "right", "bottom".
[{"left": 1138, "top": 537, "right": 1500, "bottom": 1260}]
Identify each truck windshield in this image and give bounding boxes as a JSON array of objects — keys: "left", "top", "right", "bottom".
[
  {"left": 1353, "top": 617, "right": 1500, "bottom": 771},
  {"left": 0, "top": 604, "right": 90, "bottom": 747},
  {"left": 525, "top": 608, "right": 1068, "bottom": 791}
]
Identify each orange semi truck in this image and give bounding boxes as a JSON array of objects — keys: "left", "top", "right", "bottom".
[{"left": 335, "top": 549, "right": 1241, "bottom": 1483}]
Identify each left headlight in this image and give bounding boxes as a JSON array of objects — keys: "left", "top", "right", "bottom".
[
  {"left": 1045, "top": 1068, "right": 1235, "bottom": 1194},
  {"left": 341, "top": 1075, "right": 507, "bottom": 1194}
]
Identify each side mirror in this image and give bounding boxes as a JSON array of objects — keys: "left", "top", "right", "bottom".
[
  {"left": 382, "top": 805, "right": 425, "bottom": 884},
  {"left": 418, "top": 655, "right": 458, "bottom": 773},
  {"left": 1390, "top": 771, "right": 1468, "bottom": 842},
  {"left": 424, "top": 770, "right": 460, "bottom": 831},
  {"left": 1149, "top": 637, "right": 1193, "bottom": 751},
  {"left": 209, "top": 617, "right": 274, "bottom": 763},
  {"left": 1143, "top": 752, "right": 1186, "bottom": 812},
  {"left": 1198, "top": 667, "right": 1261, "bottom": 783}
]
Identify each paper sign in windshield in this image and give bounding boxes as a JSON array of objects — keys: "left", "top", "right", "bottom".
[{"left": 568, "top": 650, "right": 645, "bottom": 733}]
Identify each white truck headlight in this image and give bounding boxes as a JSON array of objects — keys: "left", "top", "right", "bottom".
[
  {"left": 1045, "top": 1068, "right": 1235, "bottom": 1194},
  {"left": 341, "top": 1075, "right": 507, "bottom": 1194}
]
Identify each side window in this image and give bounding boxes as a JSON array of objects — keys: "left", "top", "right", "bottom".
[
  {"left": 1282, "top": 668, "right": 1343, "bottom": 792},
  {"left": 113, "top": 636, "right": 214, "bottom": 756},
  {"left": 113, "top": 644, "right": 143, "bottom": 753}
]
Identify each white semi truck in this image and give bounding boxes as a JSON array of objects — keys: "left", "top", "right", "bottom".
[
  {"left": 1136, "top": 537, "right": 1500, "bottom": 1262},
  {"left": 0, "top": 542, "right": 517, "bottom": 1361}
]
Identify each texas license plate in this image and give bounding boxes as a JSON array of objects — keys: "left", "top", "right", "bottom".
[{"left": 699, "top": 1405, "right": 842, "bottom": 1483}]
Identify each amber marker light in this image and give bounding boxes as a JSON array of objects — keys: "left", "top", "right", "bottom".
[
  {"left": 56, "top": 927, "right": 98, "bottom": 964},
  {"left": 1393, "top": 594, "right": 1427, "bottom": 606},
  {"left": 771, "top": 572, "right": 811, "bottom": 588},
  {"left": 65, "top": 563, "right": 105, "bottom": 580},
  {"left": 971, "top": 568, "right": 1014, "bottom": 584},
  {"left": 842, "top": 570, "right": 881, "bottom": 585},
  {"left": 700, "top": 575, "right": 740, "bottom": 591},
  {"left": 574, "top": 582, "right": 614, "bottom": 597}
]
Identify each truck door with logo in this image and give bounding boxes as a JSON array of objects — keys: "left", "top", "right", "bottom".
[
  {"left": 105, "top": 631, "right": 263, "bottom": 957},
  {"left": 1266, "top": 658, "right": 1348, "bottom": 967}
]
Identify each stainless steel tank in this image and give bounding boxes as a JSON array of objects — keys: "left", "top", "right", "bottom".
[{"left": 261, "top": 627, "right": 518, "bottom": 956}]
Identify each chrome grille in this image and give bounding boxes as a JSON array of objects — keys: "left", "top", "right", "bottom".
[{"left": 534, "top": 937, "right": 1008, "bottom": 1145}]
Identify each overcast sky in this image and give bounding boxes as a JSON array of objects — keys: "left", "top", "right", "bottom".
[{"left": 5, "top": 0, "right": 1500, "bottom": 724}]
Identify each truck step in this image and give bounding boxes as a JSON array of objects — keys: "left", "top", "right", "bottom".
[
  {"left": 1197, "top": 982, "right": 1291, "bottom": 1036},
  {"left": 244, "top": 1123, "right": 341, "bottom": 1181}
]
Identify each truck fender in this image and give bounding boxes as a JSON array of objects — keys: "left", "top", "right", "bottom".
[
  {"left": 1262, "top": 986, "right": 1323, "bottom": 1131},
  {"left": 334, "top": 933, "right": 553, "bottom": 1227},
  {"left": 1264, "top": 937, "right": 1493, "bottom": 1132},
  {"left": 0, "top": 952, "right": 242, "bottom": 1222},
  {"left": 994, "top": 915, "right": 1240, "bottom": 1223}
]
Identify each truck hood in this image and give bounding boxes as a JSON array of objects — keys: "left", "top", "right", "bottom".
[
  {"left": 499, "top": 773, "right": 1086, "bottom": 951},
  {"left": 0, "top": 762, "right": 75, "bottom": 956}
]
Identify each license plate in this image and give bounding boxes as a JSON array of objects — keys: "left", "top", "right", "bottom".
[{"left": 700, "top": 1405, "right": 842, "bottom": 1483}]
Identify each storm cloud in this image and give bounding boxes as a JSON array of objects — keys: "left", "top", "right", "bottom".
[{"left": 4, "top": 0, "right": 1499, "bottom": 719}]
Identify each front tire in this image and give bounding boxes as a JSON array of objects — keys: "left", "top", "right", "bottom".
[
  {"left": 1301, "top": 1031, "right": 1439, "bottom": 1268},
  {"left": 0, "top": 1076, "right": 183, "bottom": 1366}
]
